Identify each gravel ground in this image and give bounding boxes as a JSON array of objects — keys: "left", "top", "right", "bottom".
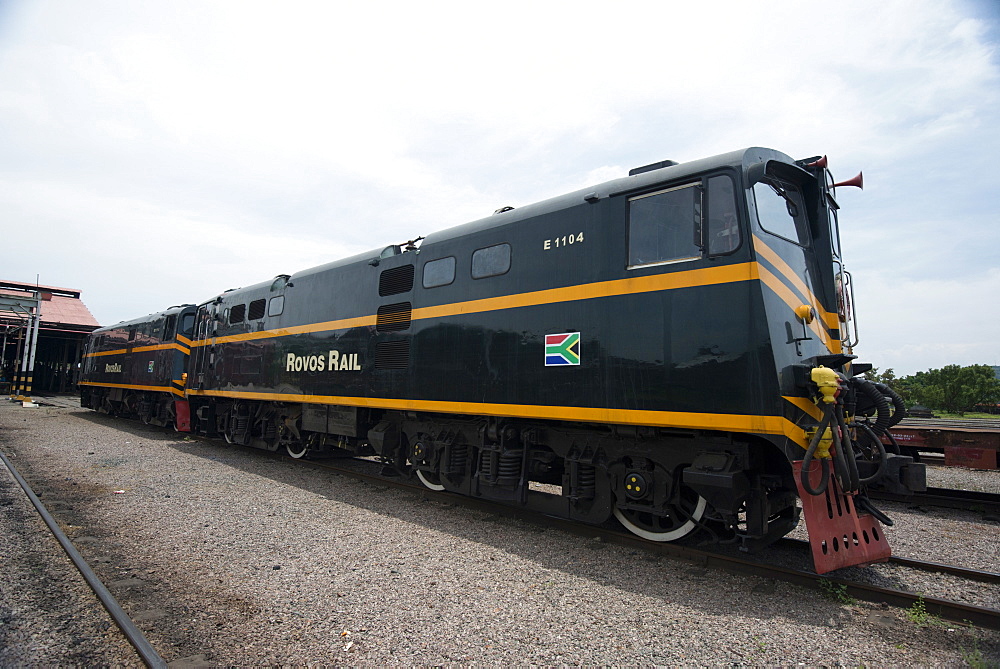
[
  {"left": 0, "top": 413, "right": 139, "bottom": 666},
  {"left": 1, "top": 400, "right": 998, "bottom": 666}
]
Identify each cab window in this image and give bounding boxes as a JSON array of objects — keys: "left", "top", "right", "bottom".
[
  {"left": 181, "top": 313, "right": 195, "bottom": 337},
  {"left": 706, "top": 175, "right": 740, "bottom": 255},
  {"left": 627, "top": 183, "right": 701, "bottom": 268}
]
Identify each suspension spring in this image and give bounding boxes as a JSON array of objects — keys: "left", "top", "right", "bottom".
[
  {"left": 479, "top": 450, "right": 497, "bottom": 482},
  {"left": 577, "top": 463, "right": 596, "bottom": 499},
  {"left": 497, "top": 450, "right": 522, "bottom": 484},
  {"left": 234, "top": 415, "right": 249, "bottom": 438},
  {"left": 448, "top": 444, "right": 468, "bottom": 473}
]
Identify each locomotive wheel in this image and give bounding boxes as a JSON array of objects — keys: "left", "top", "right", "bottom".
[
  {"left": 613, "top": 487, "right": 708, "bottom": 542},
  {"left": 415, "top": 469, "right": 446, "bottom": 492},
  {"left": 410, "top": 437, "right": 446, "bottom": 491},
  {"left": 286, "top": 436, "right": 311, "bottom": 459},
  {"left": 287, "top": 433, "right": 321, "bottom": 459},
  {"left": 286, "top": 442, "right": 308, "bottom": 459}
]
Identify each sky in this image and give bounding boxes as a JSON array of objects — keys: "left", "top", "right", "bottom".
[{"left": 1, "top": 0, "right": 998, "bottom": 377}]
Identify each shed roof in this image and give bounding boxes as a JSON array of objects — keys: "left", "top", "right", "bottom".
[{"left": 0, "top": 279, "right": 100, "bottom": 330}]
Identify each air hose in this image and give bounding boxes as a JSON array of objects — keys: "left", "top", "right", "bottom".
[
  {"left": 835, "top": 404, "right": 861, "bottom": 493},
  {"left": 854, "top": 422, "right": 888, "bottom": 484},
  {"left": 853, "top": 377, "right": 891, "bottom": 437},
  {"left": 874, "top": 382, "right": 907, "bottom": 429},
  {"left": 846, "top": 376, "right": 894, "bottom": 487},
  {"left": 800, "top": 405, "right": 834, "bottom": 496}
]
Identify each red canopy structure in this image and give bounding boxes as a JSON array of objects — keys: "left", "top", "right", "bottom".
[{"left": 1, "top": 279, "right": 100, "bottom": 394}]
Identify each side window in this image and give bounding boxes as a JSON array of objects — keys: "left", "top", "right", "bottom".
[
  {"left": 229, "top": 304, "right": 246, "bottom": 324},
  {"left": 248, "top": 299, "right": 266, "bottom": 320},
  {"left": 422, "top": 257, "right": 456, "bottom": 288},
  {"left": 181, "top": 313, "right": 195, "bottom": 337},
  {"left": 706, "top": 175, "right": 740, "bottom": 255},
  {"left": 628, "top": 183, "right": 701, "bottom": 268},
  {"left": 472, "top": 244, "right": 511, "bottom": 279},
  {"left": 753, "top": 179, "right": 810, "bottom": 246},
  {"left": 267, "top": 296, "right": 284, "bottom": 317},
  {"left": 162, "top": 315, "right": 177, "bottom": 341}
]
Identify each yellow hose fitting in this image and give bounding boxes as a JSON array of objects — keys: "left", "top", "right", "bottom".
[
  {"left": 815, "top": 427, "right": 833, "bottom": 459},
  {"left": 803, "top": 426, "right": 833, "bottom": 458},
  {"left": 811, "top": 366, "right": 840, "bottom": 405}
]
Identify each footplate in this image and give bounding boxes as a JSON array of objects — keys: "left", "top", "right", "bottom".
[{"left": 793, "top": 460, "right": 890, "bottom": 574}]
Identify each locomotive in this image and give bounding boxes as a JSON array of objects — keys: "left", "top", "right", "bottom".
[{"left": 80, "top": 147, "right": 925, "bottom": 573}]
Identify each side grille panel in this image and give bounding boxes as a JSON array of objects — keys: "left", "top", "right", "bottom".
[
  {"left": 376, "top": 302, "right": 412, "bottom": 332},
  {"left": 375, "top": 340, "right": 410, "bottom": 369},
  {"left": 379, "top": 265, "right": 414, "bottom": 296}
]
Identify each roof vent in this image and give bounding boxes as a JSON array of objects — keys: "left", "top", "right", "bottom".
[{"left": 629, "top": 159, "right": 679, "bottom": 176}]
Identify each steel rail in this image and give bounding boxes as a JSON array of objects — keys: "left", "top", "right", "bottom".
[
  {"left": 0, "top": 448, "right": 167, "bottom": 668},
  {"left": 778, "top": 537, "right": 1000, "bottom": 584},
  {"left": 870, "top": 487, "right": 1000, "bottom": 515}
]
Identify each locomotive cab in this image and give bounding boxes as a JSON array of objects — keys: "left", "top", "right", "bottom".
[{"left": 735, "top": 152, "right": 926, "bottom": 571}]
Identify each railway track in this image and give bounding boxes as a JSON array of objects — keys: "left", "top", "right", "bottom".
[
  {"left": 897, "top": 418, "right": 1000, "bottom": 432},
  {"left": 0, "top": 447, "right": 166, "bottom": 668},
  {"left": 290, "top": 453, "right": 1000, "bottom": 631},
  {"left": 871, "top": 487, "right": 1000, "bottom": 515}
]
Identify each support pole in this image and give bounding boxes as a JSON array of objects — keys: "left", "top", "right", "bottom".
[
  {"left": 12, "top": 321, "right": 25, "bottom": 398},
  {"left": 0, "top": 295, "right": 39, "bottom": 401},
  {"left": 18, "top": 302, "right": 41, "bottom": 402}
]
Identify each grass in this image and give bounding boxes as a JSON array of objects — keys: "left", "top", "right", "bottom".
[{"left": 818, "top": 579, "right": 855, "bottom": 605}]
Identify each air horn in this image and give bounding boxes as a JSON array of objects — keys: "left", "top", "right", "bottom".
[{"left": 833, "top": 172, "right": 864, "bottom": 189}]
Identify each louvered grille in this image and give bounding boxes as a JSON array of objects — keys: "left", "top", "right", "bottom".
[
  {"left": 229, "top": 304, "right": 246, "bottom": 324},
  {"left": 376, "top": 302, "right": 412, "bottom": 332},
  {"left": 375, "top": 340, "right": 410, "bottom": 369},
  {"left": 379, "top": 264, "right": 414, "bottom": 296},
  {"left": 248, "top": 299, "right": 266, "bottom": 320}
]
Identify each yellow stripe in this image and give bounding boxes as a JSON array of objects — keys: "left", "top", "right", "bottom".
[
  {"left": 86, "top": 348, "right": 127, "bottom": 358},
  {"left": 85, "top": 341, "right": 190, "bottom": 358},
  {"left": 783, "top": 395, "right": 824, "bottom": 422},
  {"left": 412, "top": 262, "right": 757, "bottom": 321},
  {"left": 191, "top": 263, "right": 759, "bottom": 347},
  {"left": 191, "top": 314, "right": 377, "bottom": 347},
  {"left": 176, "top": 334, "right": 193, "bottom": 347},
  {"left": 753, "top": 236, "right": 840, "bottom": 329},
  {"left": 79, "top": 380, "right": 181, "bottom": 396},
  {"left": 184, "top": 387, "right": 807, "bottom": 448},
  {"left": 757, "top": 265, "right": 840, "bottom": 354}
]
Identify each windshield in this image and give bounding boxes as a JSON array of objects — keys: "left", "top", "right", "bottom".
[{"left": 753, "top": 179, "right": 810, "bottom": 246}]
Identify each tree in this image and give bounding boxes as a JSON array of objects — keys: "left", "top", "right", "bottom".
[
  {"left": 904, "top": 364, "right": 1000, "bottom": 415},
  {"left": 863, "top": 367, "right": 899, "bottom": 388},
  {"left": 863, "top": 367, "right": 913, "bottom": 404}
]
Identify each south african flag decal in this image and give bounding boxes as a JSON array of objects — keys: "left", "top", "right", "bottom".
[{"left": 545, "top": 332, "right": 581, "bottom": 366}]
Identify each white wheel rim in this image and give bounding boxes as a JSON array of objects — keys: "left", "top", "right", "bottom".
[
  {"left": 416, "top": 469, "right": 446, "bottom": 491},
  {"left": 613, "top": 495, "right": 707, "bottom": 542}
]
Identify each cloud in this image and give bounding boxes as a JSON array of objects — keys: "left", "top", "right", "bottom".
[
  {"left": 0, "top": 0, "right": 997, "bottom": 376},
  {"left": 854, "top": 266, "right": 1000, "bottom": 375}
]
